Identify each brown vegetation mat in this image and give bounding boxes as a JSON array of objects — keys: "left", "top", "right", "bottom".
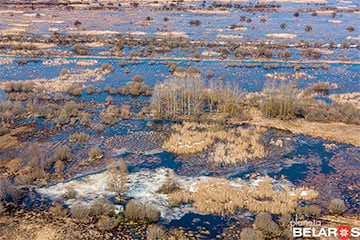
[
  {"left": 0, "top": 210, "right": 105, "bottom": 240},
  {"left": 246, "top": 117, "right": 360, "bottom": 147},
  {"left": 168, "top": 176, "right": 318, "bottom": 215},
  {"left": 0, "top": 126, "right": 33, "bottom": 151}
]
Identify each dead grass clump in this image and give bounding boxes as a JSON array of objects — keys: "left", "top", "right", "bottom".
[
  {"left": 253, "top": 212, "right": 280, "bottom": 238},
  {"left": 146, "top": 225, "right": 166, "bottom": 240},
  {"left": 101, "top": 63, "right": 114, "bottom": 73},
  {"left": 168, "top": 176, "right": 318, "bottom": 215},
  {"left": 209, "top": 127, "right": 266, "bottom": 164},
  {"left": 328, "top": 199, "right": 346, "bottom": 215},
  {"left": 89, "top": 198, "right": 115, "bottom": 217},
  {"left": 53, "top": 145, "right": 72, "bottom": 162},
  {"left": 67, "top": 83, "right": 82, "bottom": 97},
  {"left": 88, "top": 146, "right": 103, "bottom": 160},
  {"left": 69, "top": 132, "right": 89, "bottom": 143},
  {"left": 101, "top": 105, "right": 119, "bottom": 125},
  {"left": 72, "top": 44, "right": 89, "bottom": 55},
  {"left": 3, "top": 81, "right": 35, "bottom": 92},
  {"left": 240, "top": 228, "right": 264, "bottom": 240},
  {"left": 71, "top": 203, "right": 90, "bottom": 220},
  {"left": 97, "top": 216, "right": 118, "bottom": 231},
  {"left": 125, "top": 200, "right": 160, "bottom": 223},
  {"left": 163, "top": 122, "right": 225, "bottom": 155},
  {"left": 156, "top": 173, "right": 180, "bottom": 194}
]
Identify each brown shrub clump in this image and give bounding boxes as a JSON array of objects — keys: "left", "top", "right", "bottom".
[
  {"left": 168, "top": 176, "right": 318, "bottom": 215},
  {"left": 125, "top": 200, "right": 160, "bottom": 223}
]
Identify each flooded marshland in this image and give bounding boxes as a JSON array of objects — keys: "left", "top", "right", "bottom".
[{"left": 0, "top": 0, "right": 359, "bottom": 239}]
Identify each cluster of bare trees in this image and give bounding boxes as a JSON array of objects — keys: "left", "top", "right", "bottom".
[
  {"left": 151, "top": 77, "right": 243, "bottom": 119},
  {"left": 261, "top": 80, "right": 298, "bottom": 120}
]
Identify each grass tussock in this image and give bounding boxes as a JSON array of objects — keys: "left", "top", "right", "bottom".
[{"left": 168, "top": 176, "right": 318, "bottom": 215}]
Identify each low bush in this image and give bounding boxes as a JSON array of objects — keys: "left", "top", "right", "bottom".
[
  {"left": 156, "top": 175, "right": 180, "bottom": 194},
  {"left": 86, "top": 85, "right": 95, "bottom": 95},
  {"left": 240, "top": 228, "right": 264, "bottom": 240},
  {"left": 53, "top": 145, "right": 72, "bottom": 162},
  {"left": 125, "top": 200, "right": 160, "bottom": 223},
  {"left": 253, "top": 212, "right": 280, "bottom": 238},
  {"left": 67, "top": 84, "right": 82, "bottom": 97},
  {"left": 328, "top": 199, "right": 346, "bottom": 215},
  {"left": 296, "top": 205, "right": 321, "bottom": 218},
  {"left": 89, "top": 198, "right": 115, "bottom": 217},
  {"left": 71, "top": 203, "right": 90, "bottom": 220},
  {"left": 146, "top": 225, "right": 166, "bottom": 240},
  {"left": 88, "top": 146, "right": 103, "bottom": 160},
  {"left": 62, "top": 187, "right": 77, "bottom": 200},
  {"left": 97, "top": 216, "right": 118, "bottom": 231},
  {"left": 4, "top": 81, "right": 35, "bottom": 92},
  {"left": 49, "top": 204, "right": 68, "bottom": 217},
  {"left": 80, "top": 112, "right": 92, "bottom": 127},
  {"left": 69, "top": 132, "right": 89, "bottom": 143},
  {"left": 101, "top": 63, "right": 114, "bottom": 73},
  {"left": 73, "top": 44, "right": 89, "bottom": 55},
  {"left": 189, "top": 19, "right": 201, "bottom": 26}
]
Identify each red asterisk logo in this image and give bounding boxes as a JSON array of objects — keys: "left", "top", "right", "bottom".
[{"left": 338, "top": 226, "right": 351, "bottom": 240}]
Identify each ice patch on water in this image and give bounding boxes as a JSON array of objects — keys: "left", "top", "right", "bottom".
[{"left": 38, "top": 168, "right": 294, "bottom": 222}]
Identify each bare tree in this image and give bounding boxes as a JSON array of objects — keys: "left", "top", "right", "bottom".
[{"left": 107, "top": 159, "right": 128, "bottom": 196}]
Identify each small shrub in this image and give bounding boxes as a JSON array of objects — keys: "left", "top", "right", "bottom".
[
  {"left": 88, "top": 146, "right": 103, "bottom": 160},
  {"left": 125, "top": 200, "right": 160, "bottom": 223},
  {"left": 14, "top": 175, "right": 33, "bottom": 186},
  {"left": 53, "top": 145, "right": 72, "bottom": 162},
  {"left": 80, "top": 112, "right": 92, "bottom": 127},
  {"left": 132, "top": 75, "right": 143, "bottom": 83},
  {"left": 296, "top": 205, "right": 321, "bottom": 218},
  {"left": 86, "top": 85, "right": 95, "bottom": 95},
  {"left": 92, "top": 123, "right": 104, "bottom": 132},
  {"left": 328, "top": 199, "right": 346, "bottom": 215},
  {"left": 49, "top": 204, "right": 68, "bottom": 217},
  {"left": 97, "top": 216, "right": 118, "bottom": 231},
  {"left": 73, "top": 44, "right": 89, "bottom": 55},
  {"left": 253, "top": 212, "right": 280, "bottom": 238},
  {"left": 67, "top": 84, "right": 82, "bottom": 97},
  {"left": 347, "top": 25, "right": 355, "bottom": 32},
  {"left": 69, "top": 132, "right": 89, "bottom": 143},
  {"left": 305, "top": 25, "right": 312, "bottom": 32},
  {"left": 62, "top": 187, "right": 77, "bottom": 200},
  {"left": 189, "top": 19, "right": 201, "bottom": 26},
  {"left": 156, "top": 175, "right": 180, "bottom": 194},
  {"left": 54, "top": 160, "right": 65, "bottom": 177},
  {"left": 74, "top": 20, "right": 81, "bottom": 27},
  {"left": 240, "top": 228, "right": 264, "bottom": 240},
  {"left": 71, "top": 203, "right": 90, "bottom": 220},
  {"left": 146, "top": 225, "right": 166, "bottom": 240},
  {"left": 60, "top": 68, "right": 70, "bottom": 79},
  {"left": 101, "top": 63, "right": 114, "bottom": 73},
  {"left": 89, "top": 198, "right": 115, "bottom": 217}
]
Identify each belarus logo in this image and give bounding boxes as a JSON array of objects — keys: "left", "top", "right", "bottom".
[{"left": 338, "top": 226, "right": 351, "bottom": 240}]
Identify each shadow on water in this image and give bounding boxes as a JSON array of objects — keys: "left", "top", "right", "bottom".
[
  {"left": 271, "top": 137, "right": 336, "bottom": 183},
  {"left": 165, "top": 212, "right": 224, "bottom": 238}
]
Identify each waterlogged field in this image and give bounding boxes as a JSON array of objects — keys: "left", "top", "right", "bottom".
[{"left": 0, "top": 0, "right": 359, "bottom": 239}]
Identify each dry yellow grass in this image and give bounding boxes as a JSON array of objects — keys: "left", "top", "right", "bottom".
[
  {"left": 229, "top": 107, "right": 360, "bottom": 147},
  {"left": 266, "top": 33, "right": 297, "bottom": 39},
  {"left": 164, "top": 123, "right": 267, "bottom": 164},
  {"left": 163, "top": 122, "right": 225, "bottom": 155},
  {"left": 329, "top": 93, "right": 360, "bottom": 110},
  {"left": 209, "top": 127, "right": 266, "bottom": 164},
  {"left": 168, "top": 176, "right": 318, "bottom": 215}
]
